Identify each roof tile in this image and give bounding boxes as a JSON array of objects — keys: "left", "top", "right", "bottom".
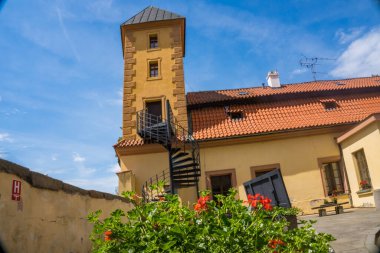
[{"left": 187, "top": 76, "right": 380, "bottom": 106}]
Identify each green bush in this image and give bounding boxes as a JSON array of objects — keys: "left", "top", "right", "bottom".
[{"left": 88, "top": 189, "right": 334, "bottom": 252}]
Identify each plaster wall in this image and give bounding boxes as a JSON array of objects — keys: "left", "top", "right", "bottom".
[
  {"left": 0, "top": 169, "right": 132, "bottom": 253},
  {"left": 340, "top": 122, "right": 380, "bottom": 207},
  {"left": 121, "top": 21, "right": 188, "bottom": 139},
  {"left": 119, "top": 132, "right": 350, "bottom": 213}
]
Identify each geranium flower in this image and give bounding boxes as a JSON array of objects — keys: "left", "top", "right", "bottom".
[
  {"left": 246, "top": 193, "right": 273, "bottom": 211},
  {"left": 104, "top": 230, "right": 112, "bottom": 241},
  {"left": 268, "top": 239, "right": 285, "bottom": 249},
  {"left": 194, "top": 195, "right": 210, "bottom": 212}
]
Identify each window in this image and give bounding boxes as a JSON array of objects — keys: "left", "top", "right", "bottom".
[
  {"left": 321, "top": 162, "right": 344, "bottom": 196},
  {"left": 149, "top": 34, "right": 158, "bottom": 49},
  {"left": 228, "top": 111, "right": 243, "bottom": 120},
  {"left": 206, "top": 169, "right": 237, "bottom": 199},
  {"left": 321, "top": 100, "right": 338, "bottom": 111},
  {"left": 210, "top": 175, "right": 232, "bottom": 197},
  {"left": 149, "top": 61, "right": 159, "bottom": 78},
  {"left": 145, "top": 101, "right": 162, "bottom": 121},
  {"left": 353, "top": 149, "right": 372, "bottom": 190},
  {"left": 250, "top": 164, "right": 280, "bottom": 178},
  {"left": 255, "top": 169, "right": 274, "bottom": 177}
]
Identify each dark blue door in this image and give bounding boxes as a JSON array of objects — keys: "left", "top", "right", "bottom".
[{"left": 243, "top": 169, "right": 291, "bottom": 208}]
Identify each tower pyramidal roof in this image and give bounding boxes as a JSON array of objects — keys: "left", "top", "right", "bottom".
[{"left": 122, "top": 6, "right": 184, "bottom": 26}]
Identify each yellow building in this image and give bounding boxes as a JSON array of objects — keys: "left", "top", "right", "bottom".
[
  {"left": 337, "top": 114, "right": 380, "bottom": 208},
  {"left": 114, "top": 6, "right": 380, "bottom": 213}
]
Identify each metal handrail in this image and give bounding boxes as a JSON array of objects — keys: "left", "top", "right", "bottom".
[{"left": 138, "top": 101, "right": 201, "bottom": 201}]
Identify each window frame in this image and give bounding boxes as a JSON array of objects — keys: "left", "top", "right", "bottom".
[
  {"left": 250, "top": 163, "right": 281, "bottom": 178},
  {"left": 205, "top": 169, "right": 237, "bottom": 199},
  {"left": 352, "top": 149, "right": 372, "bottom": 190},
  {"left": 317, "top": 156, "right": 346, "bottom": 197},
  {"left": 142, "top": 96, "right": 166, "bottom": 121},
  {"left": 147, "top": 32, "right": 160, "bottom": 51},
  {"left": 146, "top": 58, "right": 162, "bottom": 80}
]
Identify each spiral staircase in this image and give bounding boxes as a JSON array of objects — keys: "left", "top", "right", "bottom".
[{"left": 137, "top": 101, "right": 200, "bottom": 201}]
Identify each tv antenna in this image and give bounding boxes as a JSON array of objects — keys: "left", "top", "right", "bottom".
[{"left": 299, "top": 56, "right": 335, "bottom": 81}]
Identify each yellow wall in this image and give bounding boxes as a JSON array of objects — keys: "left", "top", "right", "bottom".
[
  {"left": 132, "top": 26, "right": 177, "bottom": 114},
  {"left": 119, "top": 132, "right": 349, "bottom": 213},
  {"left": 340, "top": 121, "right": 380, "bottom": 207},
  {"left": 119, "top": 150, "right": 169, "bottom": 195},
  {"left": 0, "top": 171, "right": 132, "bottom": 253},
  {"left": 121, "top": 20, "right": 188, "bottom": 139}
]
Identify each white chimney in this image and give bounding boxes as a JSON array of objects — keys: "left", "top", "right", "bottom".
[{"left": 266, "top": 71, "right": 281, "bottom": 88}]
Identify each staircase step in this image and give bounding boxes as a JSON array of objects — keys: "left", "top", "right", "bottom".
[
  {"left": 170, "top": 148, "right": 181, "bottom": 155},
  {"left": 173, "top": 179, "right": 199, "bottom": 184},
  {"left": 176, "top": 184, "right": 197, "bottom": 188},
  {"left": 171, "top": 152, "right": 189, "bottom": 160},
  {"left": 172, "top": 162, "right": 198, "bottom": 170},
  {"left": 172, "top": 168, "right": 200, "bottom": 176},
  {"left": 172, "top": 173, "right": 201, "bottom": 179},
  {"left": 172, "top": 157, "right": 193, "bottom": 166}
]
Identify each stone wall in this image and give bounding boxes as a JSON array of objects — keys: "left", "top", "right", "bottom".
[{"left": 0, "top": 159, "right": 132, "bottom": 253}]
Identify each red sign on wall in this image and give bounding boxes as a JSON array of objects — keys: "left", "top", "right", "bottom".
[{"left": 12, "top": 180, "right": 22, "bottom": 201}]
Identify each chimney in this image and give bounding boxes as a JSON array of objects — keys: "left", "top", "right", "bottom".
[{"left": 266, "top": 71, "right": 281, "bottom": 88}]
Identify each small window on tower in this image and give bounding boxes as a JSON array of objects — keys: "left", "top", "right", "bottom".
[
  {"left": 149, "top": 61, "right": 159, "bottom": 78},
  {"left": 149, "top": 34, "right": 158, "bottom": 49}
]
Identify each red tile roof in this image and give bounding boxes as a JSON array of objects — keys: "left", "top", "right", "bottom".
[
  {"left": 187, "top": 76, "right": 380, "bottom": 106},
  {"left": 190, "top": 93, "right": 380, "bottom": 140},
  {"left": 115, "top": 76, "right": 380, "bottom": 147},
  {"left": 115, "top": 138, "right": 144, "bottom": 148}
]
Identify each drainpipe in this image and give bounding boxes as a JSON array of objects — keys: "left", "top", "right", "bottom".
[{"left": 336, "top": 137, "right": 353, "bottom": 208}]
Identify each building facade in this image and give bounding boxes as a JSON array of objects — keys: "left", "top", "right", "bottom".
[{"left": 114, "top": 7, "right": 380, "bottom": 213}]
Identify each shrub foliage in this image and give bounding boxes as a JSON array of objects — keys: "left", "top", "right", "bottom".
[{"left": 88, "top": 189, "right": 334, "bottom": 252}]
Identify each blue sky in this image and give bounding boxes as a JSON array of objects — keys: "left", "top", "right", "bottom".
[{"left": 1, "top": 0, "right": 380, "bottom": 193}]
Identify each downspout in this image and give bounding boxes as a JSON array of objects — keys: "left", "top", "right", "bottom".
[{"left": 336, "top": 137, "right": 353, "bottom": 208}]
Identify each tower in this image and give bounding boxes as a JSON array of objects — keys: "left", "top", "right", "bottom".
[{"left": 120, "top": 6, "right": 188, "bottom": 142}]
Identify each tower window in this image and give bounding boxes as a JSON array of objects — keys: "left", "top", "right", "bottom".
[
  {"left": 149, "top": 34, "right": 158, "bottom": 49},
  {"left": 149, "top": 61, "right": 159, "bottom": 77}
]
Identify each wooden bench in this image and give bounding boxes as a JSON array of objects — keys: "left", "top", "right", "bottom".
[{"left": 311, "top": 201, "right": 349, "bottom": 216}]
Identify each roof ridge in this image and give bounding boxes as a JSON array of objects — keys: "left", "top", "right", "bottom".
[
  {"left": 121, "top": 6, "right": 184, "bottom": 26},
  {"left": 187, "top": 76, "right": 380, "bottom": 94}
]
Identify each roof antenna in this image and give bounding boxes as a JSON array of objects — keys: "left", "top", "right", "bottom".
[{"left": 299, "top": 56, "right": 335, "bottom": 81}]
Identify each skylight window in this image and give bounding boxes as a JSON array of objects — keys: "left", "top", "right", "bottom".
[
  {"left": 228, "top": 111, "right": 244, "bottom": 120},
  {"left": 322, "top": 101, "right": 338, "bottom": 111}
]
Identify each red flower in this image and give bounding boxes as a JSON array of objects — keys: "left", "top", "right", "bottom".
[
  {"left": 159, "top": 196, "right": 165, "bottom": 201},
  {"left": 246, "top": 193, "right": 273, "bottom": 211},
  {"left": 194, "top": 195, "right": 210, "bottom": 212},
  {"left": 104, "top": 230, "right": 112, "bottom": 241},
  {"left": 268, "top": 239, "right": 285, "bottom": 249}
]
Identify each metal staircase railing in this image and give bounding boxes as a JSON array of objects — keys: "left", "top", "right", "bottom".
[{"left": 137, "top": 101, "right": 200, "bottom": 202}]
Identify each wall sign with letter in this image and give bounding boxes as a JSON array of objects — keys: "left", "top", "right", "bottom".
[{"left": 12, "top": 180, "right": 22, "bottom": 201}]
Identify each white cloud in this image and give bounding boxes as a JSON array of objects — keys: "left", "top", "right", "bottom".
[
  {"left": 56, "top": 7, "right": 80, "bottom": 62},
  {"left": 291, "top": 68, "right": 308, "bottom": 75},
  {"left": 0, "top": 133, "right": 12, "bottom": 142},
  {"left": 330, "top": 28, "right": 380, "bottom": 78},
  {"left": 73, "top": 152, "right": 86, "bottom": 162},
  {"left": 51, "top": 154, "right": 58, "bottom": 161},
  {"left": 335, "top": 27, "right": 365, "bottom": 44},
  {"left": 66, "top": 176, "right": 118, "bottom": 193},
  {"left": 107, "top": 163, "right": 121, "bottom": 173}
]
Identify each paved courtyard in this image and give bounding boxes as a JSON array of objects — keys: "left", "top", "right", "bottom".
[{"left": 300, "top": 208, "right": 380, "bottom": 253}]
